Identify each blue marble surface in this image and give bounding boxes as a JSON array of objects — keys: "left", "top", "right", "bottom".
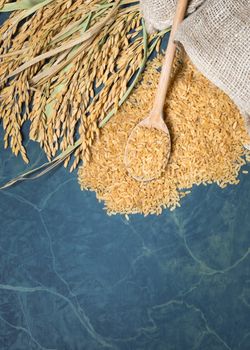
[{"left": 1, "top": 12, "right": 250, "bottom": 350}]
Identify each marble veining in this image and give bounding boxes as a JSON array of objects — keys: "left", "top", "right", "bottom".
[{"left": 1, "top": 121, "right": 250, "bottom": 350}]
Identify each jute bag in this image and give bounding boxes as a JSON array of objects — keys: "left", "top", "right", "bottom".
[
  {"left": 140, "top": 0, "right": 205, "bottom": 32},
  {"left": 140, "top": 0, "right": 250, "bottom": 134}
]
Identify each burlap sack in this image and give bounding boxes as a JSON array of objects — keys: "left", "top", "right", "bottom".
[
  {"left": 140, "top": 0, "right": 250, "bottom": 136},
  {"left": 176, "top": 0, "right": 250, "bottom": 120},
  {"left": 140, "top": 0, "right": 205, "bottom": 33}
]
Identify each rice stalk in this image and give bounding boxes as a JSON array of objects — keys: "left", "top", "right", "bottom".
[{"left": 0, "top": 0, "right": 167, "bottom": 187}]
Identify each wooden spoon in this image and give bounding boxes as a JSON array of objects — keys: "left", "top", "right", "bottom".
[{"left": 124, "top": 0, "right": 189, "bottom": 181}]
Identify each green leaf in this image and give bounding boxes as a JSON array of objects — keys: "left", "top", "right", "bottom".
[{"left": 0, "top": 0, "right": 53, "bottom": 12}]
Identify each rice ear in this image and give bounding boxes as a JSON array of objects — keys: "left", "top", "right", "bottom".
[{"left": 3, "top": 2, "right": 120, "bottom": 81}]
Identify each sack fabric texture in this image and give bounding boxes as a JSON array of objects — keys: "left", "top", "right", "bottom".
[
  {"left": 140, "top": 0, "right": 205, "bottom": 33},
  {"left": 140, "top": 0, "right": 250, "bottom": 133}
]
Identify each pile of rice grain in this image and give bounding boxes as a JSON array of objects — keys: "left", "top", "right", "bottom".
[
  {"left": 125, "top": 126, "right": 170, "bottom": 181},
  {"left": 78, "top": 53, "right": 250, "bottom": 215}
]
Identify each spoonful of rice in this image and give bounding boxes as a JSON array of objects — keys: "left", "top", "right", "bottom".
[{"left": 124, "top": 0, "right": 188, "bottom": 182}]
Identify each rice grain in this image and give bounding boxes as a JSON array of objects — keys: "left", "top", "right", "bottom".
[{"left": 78, "top": 52, "right": 250, "bottom": 215}]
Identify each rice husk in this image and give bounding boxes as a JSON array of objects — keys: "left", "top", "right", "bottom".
[{"left": 78, "top": 52, "right": 250, "bottom": 216}]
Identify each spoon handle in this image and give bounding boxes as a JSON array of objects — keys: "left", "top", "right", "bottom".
[{"left": 151, "top": 0, "right": 189, "bottom": 116}]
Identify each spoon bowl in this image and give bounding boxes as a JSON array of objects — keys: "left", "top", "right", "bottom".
[
  {"left": 124, "top": 112, "right": 171, "bottom": 182},
  {"left": 139, "top": 111, "right": 171, "bottom": 135}
]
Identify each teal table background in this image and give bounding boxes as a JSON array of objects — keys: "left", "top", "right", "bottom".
[{"left": 0, "top": 12, "right": 250, "bottom": 350}]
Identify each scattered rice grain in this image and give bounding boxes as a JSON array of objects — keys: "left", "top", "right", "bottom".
[{"left": 78, "top": 52, "right": 250, "bottom": 215}]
